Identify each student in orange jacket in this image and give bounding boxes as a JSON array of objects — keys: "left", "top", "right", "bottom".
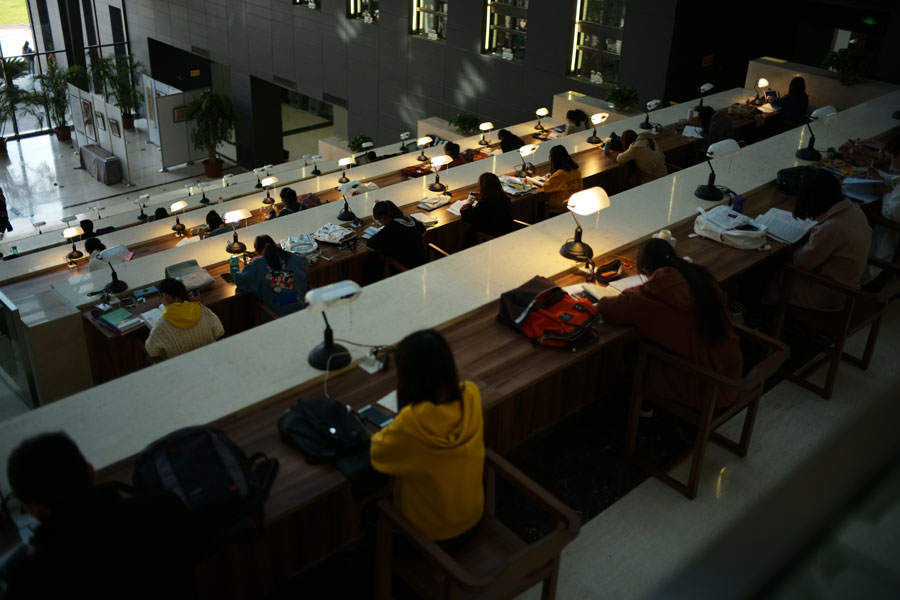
[
  {"left": 540, "top": 145, "right": 583, "bottom": 215},
  {"left": 370, "top": 330, "right": 485, "bottom": 544}
]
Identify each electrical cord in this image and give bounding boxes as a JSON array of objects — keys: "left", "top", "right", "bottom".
[{"left": 322, "top": 340, "right": 395, "bottom": 401}]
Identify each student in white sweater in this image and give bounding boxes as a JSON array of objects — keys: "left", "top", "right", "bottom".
[{"left": 145, "top": 278, "right": 224, "bottom": 360}]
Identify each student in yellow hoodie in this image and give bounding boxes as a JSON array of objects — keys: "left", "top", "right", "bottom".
[
  {"left": 370, "top": 330, "right": 485, "bottom": 544},
  {"left": 144, "top": 278, "right": 224, "bottom": 360}
]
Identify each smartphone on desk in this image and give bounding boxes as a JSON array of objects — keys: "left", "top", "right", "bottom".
[
  {"left": 221, "top": 273, "right": 235, "bottom": 284},
  {"left": 358, "top": 404, "right": 394, "bottom": 428},
  {"left": 122, "top": 298, "right": 136, "bottom": 309}
]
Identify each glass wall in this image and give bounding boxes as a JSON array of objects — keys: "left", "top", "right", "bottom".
[
  {"left": 412, "top": 0, "right": 448, "bottom": 41},
  {"left": 348, "top": 0, "right": 379, "bottom": 22},
  {"left": 484, "top": 0, "right": 528, "bottom": 61},
  {"left": 570, "top": 0, "right": 626, "bottom": 85}
]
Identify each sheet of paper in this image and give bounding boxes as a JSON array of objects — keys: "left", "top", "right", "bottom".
[
  {"left": 610, "top": 274, "right": 647, "bottom": 292},
  {"left": 377, "top": 390, "right": 398, "bottom": 413},
  {"left": 754, "top": 208, "right": 816, "bottom": 244},
  {"left": 758, "top": 103, "right": 780, "bottom": 113},
  {"left": 447, "top": 200, "right": 468, "bottom": 216},
  {"left": 841, "top": 177, "right": 883, "bottom": 204},
  {"left": 682, "top": 125, "right": 704, "bottom": 139},
  {"left": 582, "top": 283, "right": 621, "bottom": 301}
]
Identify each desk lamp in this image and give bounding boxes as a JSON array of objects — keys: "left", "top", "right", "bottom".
[
  {"left": 586, "top": 112, "right": 609, "bottom": 144},
  {"left": 515, "top": 144, "right": 538, "bottom": 178},
  {"left": 261, "top": 176, "right": 279, "bottom": 205},
  {"left": 199, "top": 184, "right": 211, "bottom": 205},
  {"left": 336, "top": 181, "right": 360, "bottom": 221},
  {"left": 640, "top": 99, "right": 662, "bottom": 130},
  {"left": 750, "top": 78, "right": 769, "bottom": 106},
  {"left": 560, "top": 187, "right": 610, "bottom": 264},
  {"left": 222, "top": 173, "right": 233, "bottom": 187},
  {"left": 63, "top": 225, "right": 84, "bottom": 260},
  {"left": 337, "top": 157, "right": 354, "bottom": 183},
  {"left": 695, "top": 83, "right": 714, "bottom": 110},
  {"left": 534, "top": 107, "right": 549, "bottom": 130},
  {"left": 796, "top": 105, "right": 837, "bottom": 162},
  {"left": 253, "top": 167, "right": 265, "bottom": 188},
  {"left": 478, "top": 122, "right": 494, "bottom": 146},
  {"left": 399, "top": 131, "right": 411, "bottom": 153},
  {"left": 694, "top": 139, "right": 741, "bottom": 201},
  {"left": 416, "top": 136, "right": 433, "bottom": 162},
  {"left": 428, "top": 155, "right": 452, "bottom": 192},
  {"left": 135, "top": 194, "right": 150, "bottom": 222},
  {"left": 106, "top": 260, "right": 127, "bottom": 294},
  {"left": 310, "top": 154, "right": 323, "bottom": 176},
  {"left": 306, "top": 280, "right": 363, "bottom": 371},
  {"left": 224, "top": 209, "right": 252, "bottom": 254},
  {"left": 170, "top": 200, "right": 188, "bottom": 236},
  {"left": 32, "top": 220, "right": 45, "bottom": 234}
]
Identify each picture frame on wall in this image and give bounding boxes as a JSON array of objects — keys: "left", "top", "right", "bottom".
[
  {"left": 82, "top": 100, "right": 95, "bottom": 140},
  {"left": 96, "top": 112, "right": 106, "bottom": 131},
  {"left": 109, "top": 118, "right": 121, "bottom": 138},
  {"left": 173, "top": 106, "right": 187, "bottom": 122}
]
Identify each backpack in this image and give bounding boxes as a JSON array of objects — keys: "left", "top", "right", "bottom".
[
  {"left": 838, "top": 138, "right": 889, "bottom": 168},
  {"left": 132, "top": 426, "right": 278, "bottom": 552},
  {"left": 693, "top": 205, "right": 768, "bottom": 251},
  {"left": 497, "top": 275, "right": 601, "bottom": 348},
  {"left": 298, "top": 192, "right": 321, "bottom": 210},
  {"left": 775, "top": 166, "right": 811, "bottom": 195}
]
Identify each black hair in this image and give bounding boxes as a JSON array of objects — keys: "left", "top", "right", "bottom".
[
  {"left": 79, "top": 219, "right": 94, "bottom": 235},
  {"left": 497, "top": 129, "right": 513, "bottom": 141},
  {"left": 153, "top": 207, "right": 169, "bottom": 220},
  {"left": 566, "top": 109, "right": 588, "bottom": 126},
  {"left": 280, "top": 187, "right": 298, "bottom": 207},
  {"left": 7, "top": 432, "right": 93, "bottom": 510},
  {"left": 698, "top": 106, "right": 715, "bottom": 131},
  {"left": 205, "top": 210, "right": 224, "bottom": 230},
  {"left": 253, "top": 234, "right": 290, "bottom": 271},
  {"left": 159, "top": 277, "right": 189, "bottom": 302},
  {"left": 621, "top": 129, "right": 637, "bottom": 151},
  {"left": 788, "top": 76, "right": 806, "bottom": 95},
  {"left": 548, "top": 145, "right": 578, "bottom": 173},
  {"left": 637, "top": 238, "right": 731, "bottom": 345},
  {"left": 366, "top": 151, "right": 378, "bottom": 162},
  {"left": 84, "top": 237, "right": 106, "bottom": 254},
  {"left": 885, "top": 134, "right": 900, "bottom": 156},
  {"left": 444, "top": 141, "right": 461, "bottom": 159},
  {"left": 478, "top": 172, "right": 507, "bottom": 203},
  {"left": 373, "top": 200, "right": 404, "bottom": 221},
  {"left": 395, "top": 330, "right": 462, "bottom": 409},
  {"left": 794, "top": 168, "right": 842, "bottom": 220}
]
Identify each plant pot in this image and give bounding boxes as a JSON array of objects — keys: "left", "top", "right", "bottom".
[
  {"left": 203, "top": 158, "right": 224, "bottom": 178},
  {"left": 122, "top": 113, "right": 135, "bottom": 130},
  {"left": 54, "top": 126, "right": 72, "bottom": 142}
]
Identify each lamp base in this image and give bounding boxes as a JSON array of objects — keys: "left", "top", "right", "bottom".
[
  {"left": 795, "top": 147, "right": 822, "bottom": 161},
  {"left": 586, "top": 135, "right": 602, "bottom": 145},
  {"left": 107, "top": 279, "right": 128, "bottom": 294},
  {"left": 478, "top": 139, "right": 490, "bottom": 146},
  {"left": 308, "top": 341, "right": 351, "bottom": 371},
  {"left": 694, "top": 184, "right": 724, "bottom": 201},
  {"left": 515, "top": 164, "right": 535, "bottom": 179},
  {"left": 137, "top": 214, "right": 148, "bottom": 223},
  {"left": 67, "top": 249, "right": 84, "bottom": 260},
  {"left": 639, "top": 120, "right": 652, "bottom": 130},
  {"left": 255, "top": 180, "right": 262, "bottom": 189},
  {"left": 560, "top": 240, "right": 594, "bottom": 262},
  {"left": 199, "top": 197, "right": 210, "bottom": 205},
  {"left": 428, "top": 181, "right": 447, "bottom": 192},
  {"left": 338, "top": 175, "right": 350, "bottom": 183},
  {"left": 311, "top": 167, "right": 321, "bottom": 176},
  {"left": 337, "top": 206, "right": 357, "bottom": 222},
  {"left": 226, "top": 240, "right": 246, "bottom": 254},
  {"left": 416, "top": 154, "right": 428, "bottom": 162},
  {"left": 534, "top": 123, "right": 544, "bottom": 131},
  {"left": 172, "top": 223, "right": 186, "bottom": 235},
  {"left": 262, "top": 197, "right": 275, "bottom": 205}
]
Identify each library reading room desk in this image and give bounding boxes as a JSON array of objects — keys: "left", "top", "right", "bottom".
[{"left": 1, "top": 89, "right": 897, "bottom": 597}]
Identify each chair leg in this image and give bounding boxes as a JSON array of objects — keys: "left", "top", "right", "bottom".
[
  {"left": 686, "top": 396, "right": 717, "bottom": 499},
  {"left": 821, "top": 333, "right": 849, "bottom": 400},
  {"left": 376, "top": 512, "right": 393, "bottom": 600},
  {"left": 540, "top": 555, "right": 561, "bottom": 600},
  {"left": 845, "top": 317, "right": 883, "bottom": 370},
  {"left": 736, "top": 395, "right": 760, "bottom": 457},
  {"left": 624, "top": 353, "right": 647, "bottom": 460}
]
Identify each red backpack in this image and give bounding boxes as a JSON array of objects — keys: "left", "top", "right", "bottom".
[{"left": 498, "top": 276, "right": 601, "bottom": 348}]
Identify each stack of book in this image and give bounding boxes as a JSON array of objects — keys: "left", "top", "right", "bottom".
[{"left": 96, "top": 308, "right": 143, "bottom": 333}]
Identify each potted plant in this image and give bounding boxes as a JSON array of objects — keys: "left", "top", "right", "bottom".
[
  {"left": 448, "top": 113, "right": 480, "bottom": 135},
  {"left": 347, "top": 134, "right": 374, "bottom": 153},
  {"left": 29, "top": 64, "right": 84, "bottom": 142},
  {"left": 821, "top": 48, "right": 865, "bottom": 86},
  {"left": 94, "top": 54, "right": 145, "bottom": 129},
  {"left": 606, "top": 85, "right": 638, "bottom": 111},
  {"left": 0, "top": 57, "right": 29, "bottom": 153},
  {"left": 187, "top": 90, "right": 237, "bottom": 178}
]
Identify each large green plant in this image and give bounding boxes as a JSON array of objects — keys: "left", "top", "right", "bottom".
[
  {"left": 348, "top": 134, "right": 373, "bottom": 153},
  {"left": 606, "top": 85, "right": 638, "bottom": 111},
  {"left": 187, "top": 90, "right": 237, "bottom": 165},
  {"left": 93, "top": 54, "right": 145, "bottom": 116},
  {"left": 821, "top": 48, "right": 865, "bottom": 86},
  {"left": 0, "top": 58, "right": 29, "bottom": 138},
  {"left": 29, "top": 64, "right": 73, "bottom": 130},
  {"left": 448, "top": 113, "right": 480, "bottom": 135}
]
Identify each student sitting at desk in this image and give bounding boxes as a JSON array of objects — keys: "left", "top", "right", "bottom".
[
  {"left": 366, "top": 200, "right": 427, "bottom": 274},
  {"left": 444, "top": 142, "right": 469, "bottom": 169},
  {"left": 370, "top": 329, "right": 484, "bottom": 547},
  {"left": 772, "top": 76, "right": 809, "bottom": 130},
  {"left": 497, "top": 128, "right": 525, "bottom": 153},
  {"left": 85, "top": 237, "right": 130, "bottom": 271},
  {"left": 616, "top": 129, "right": 667, "bottom": 185},
  {"left": 540, "top": 145, "right": 583, "bottom": 215},
  {"left": 865, "top": 134, "right": 900, "bottom": 291},
  {"left": 204, "top": 210, "right": 229, "bottom": 237},
  {"left": 152, "top": 207, "right": 168, "bottom": 221},
  {"left": 698, "top": 105, "right": 734, "bottom": 147},
  {"left": 80, "top": 218, "right": 115, "bottom": 237},
  {"left": 3, "top": 432, "right": 195, "bottom": 599},
  {"left": 274, "top": 187, "right": 302, "bottom": 219},
  {"left": 145, "top": 277, "right": 224, "bottom": 360},
  {"left": 460, "top": 172, "right": 513, "bottom": 247},
  {"left": 234, "top": 235, "right": 308, "bottom": 317},
  {"left": 595, "top": 238, "right": 742, "bottom": 409},
  {"left": 565, "top": 109, "right": 590, "bottom": 134}
]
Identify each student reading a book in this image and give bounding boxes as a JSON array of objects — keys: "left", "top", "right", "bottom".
[
  {"left": 616, "top": 129, "right": 667, "bottom": 185},
  {"left": 144, "top": 278, "right": 224, "bottom": 361},
  {"left": 460, "top": 172, "right": 514, "bottom": 247},
  {"left": 594, "top": 238, "right": 742, "bottom": 410},
  {"left": 772, "top": 76, "right": 809, "bottom": 130},
  {"left": 234, "top": 235, "right": 309, "bottom": 317},
  {"left": 366, "top": 200, "right": 427, "bottom": 275},
  {"left": 565, "top": 109, "right": 590, "bottom": 135},
  {"left": 370, "top": 329, "right": 485, "bottom": 547},
  {"left": 541, "top": 145, "right": 583, "bottom": 216}
]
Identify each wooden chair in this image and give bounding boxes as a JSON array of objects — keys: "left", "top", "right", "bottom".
[
  {"left": 383, "top": 256, "right": 409, "bottom": 279},
  {"left": 428, "top": 242, "right": 450, "bottom": 261},
  {"left": 625, "top": 324, "right": 789, "bottom": 499},
  {"left": 772, "top": 260, "right": 900, "bottom": 399},
  {"left": 376, "top": 448, "right": 580, "bottom": 600},
  {"left": 253, "top": 299, "right": 280, "bottom": 324},
  {"left": 476, "top": 220, "right": 531, "bottom": 244}
]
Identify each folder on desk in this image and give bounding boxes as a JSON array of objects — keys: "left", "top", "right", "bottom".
[{"left": 96, "top": 308, "right": 144, "bottom": 333}]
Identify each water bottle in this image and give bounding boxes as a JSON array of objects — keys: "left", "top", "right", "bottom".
[{"left": 229, "top": 255, "right": 239, "bottom": 274}]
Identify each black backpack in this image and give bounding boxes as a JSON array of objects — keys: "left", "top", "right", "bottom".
[
  {"left": 775, "top": 166, "right": 811, "bottom": 195},
  {"left": 132, "top": 426, "right": 278, "bottom": 554}
]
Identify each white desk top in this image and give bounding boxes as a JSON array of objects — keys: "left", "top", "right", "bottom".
[{"left": 8, "top": 87, "right": 892, "bottom": 487}]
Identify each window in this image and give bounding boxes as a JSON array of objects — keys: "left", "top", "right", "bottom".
[
  {"left": 348, "top": 0, "right": 378, "bottom": 23},
  {"left": 570, "top": 0, "right": 625, "bottom": 85},
  {"left": 412, "top": 0, "right": 448, "bottom": 41},
  {"left": 483, "top": 0, "right": 528, "bottom": 61},
  {"left": 293, "top": 0, "right": 319, "bottom": 8}
]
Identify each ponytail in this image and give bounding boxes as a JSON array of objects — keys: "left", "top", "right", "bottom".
[{"left": 263, "top": 243, "right": 290, "bottom": 271}]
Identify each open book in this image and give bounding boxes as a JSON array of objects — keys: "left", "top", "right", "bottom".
[
  {"left": 754, "top": 208, "right": 816, "bottom": 244},
  {"left": 447, "top": 200, "right": 468, "bottom": 216}
]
